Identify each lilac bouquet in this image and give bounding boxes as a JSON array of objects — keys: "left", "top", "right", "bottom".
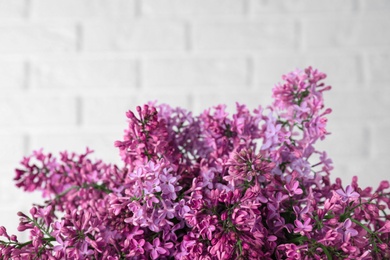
[{"left": 1, "top": 67, "right": 389, "bottom": 259}]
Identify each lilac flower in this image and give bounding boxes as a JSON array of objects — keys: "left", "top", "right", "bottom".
[
  {"left": 145, "top": 238, "right": 168, "bottom": 259},
  {"left": 293, "top": 205, "right": 310, "bottom": 220},
  {"left": 2, "top": 67, "right": 390, "bottom": 259},
  {"left": 175, "top": 199, "right": 190, "bottom": 217},
  {"left": 269, "top": 192, "right": 288, "bottom": 207},
  {"left": 377, "top": 220, "right": 390, "bottom": 233},
  {"left": 337, "top": 219, "right": 358, "bottom": 242},
  {"left": 144, "top": 178, "right": 161, "bottom": 194},
  {"left": 159, "top": 171, "right": 177, "bottom": 194},
  {"left": 284, "top": 180, "right": 303, "bottom": 196},
  {"left": 261, "top": 114, "right": 282, "bottom": 150},
  {"left": 53, "top": 235, "right": 68, "bottom": 254},
  {"left": 198, "top": 216, "right": 216, "bottom": 240},
  {"left": 159, "top": 169, "right": 179, "bottom": 200},
  {"left": 336, "top": 185, "right": 360, "bottom": 202},
  {"left": 290, "top": 158, "right": 311, "bottom": 176},
  {"left": 130, "top": 239, "right": 145, "bottom": 255},
  {"left": 158, "top": 200, "right": 176, "bottom": 220},
  {"left": 294, "top": 218, "right": 313, "bottom": 235},
  {"left": 78, "top": 242, "right": 94, "bottom": 257},
  {"left": 278, "top": 243, "right": 302, "bottom": 260},
  {"left": 319, "top": 151, "right": 333, "bottom": 173}
]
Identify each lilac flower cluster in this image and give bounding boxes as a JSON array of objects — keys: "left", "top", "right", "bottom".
[{"left": 1, "top": 67, "right": 389, "bottom": 259}]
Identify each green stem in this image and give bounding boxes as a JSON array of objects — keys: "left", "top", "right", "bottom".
[
  {"left": 55, "top": 185, "right": 79, "bottom": 200},
  {"left": 318, "top": 243, "right": 333, "bottom": 260},
  {"left": 350, "top": 218, "right": 382, "bottom": 253}
]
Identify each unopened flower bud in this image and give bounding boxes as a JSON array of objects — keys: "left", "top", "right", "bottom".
[
  {"left": 17, "top": 211, "right": 26, "bottom": 217},
  {"left": 221, "top": 211, "right": 228, "bottom": 221},
  {"left": 126, "top": 110, "right": 136, "bottom": 119},
  {"left": 29, "top": 207, "right": 37, "bottom": 216},
  {"left": 242, "top": 242, "right": 250, "bottom": 250},
  {"left": 0, "top": 226, "right": 6, "bottom": 236},
  {"left": 10, "top": 235, "right": 17, "bottom": 242},
  {"left": 17, "top": 223, "right": 32, "bottom": 232}
]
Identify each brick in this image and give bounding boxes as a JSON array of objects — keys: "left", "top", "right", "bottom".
[
  {"left": 82, "top": 95, "right": 136, "bottom": 125},
  {"left": 334, "top": 160, "right": 390, "bottom": 190},
  {"left": 255, "top": 53, "right": 361, "bottom": 86},
  {"left": 0, "top": 0, "right": 26, "bottom": 18},
  {"left": 326, "top": 90, "right": 390, "bottom": 120},
  {"left": 143, "top": 57, "right": 248, "bottom": 87},
  {"left": 359, "top": 0, "right": 390, "bottom": 11},
  {"left": 250, "top": 0, "right": 355, "bottom": 13},
  {"left": 141, "top": 0, "right": 245, "bottom": 16},
  {"left": 83, "top": 20, "right": 186, "bottom": 52},
  {"left": 29, "top": 132, "right": 122, "bottom": 165},
  {"left": 0, "top": 95, "right": 77, "bottom": 126},
  {"left": 0, "top": 175, "right": 44, "bottom": 239},
  {"left": 0, "top": 177, "right": 43, "bottom": 210},
  {"left": 303, "top": 15, "right": 390, "bottom": 48},
  {"left": 316, "top": 122, "right": 369, "bottom": 159},
  {"left": 0, "top": 24, "right": 77, "bottom": 53},
  {"left": 370, "top": 124, "right": 390, "bottom": 157},
  {"left": 0, "top": 134, "right": 25, "bottom": 169},
  {"left": 0, "top": 61, "right": 25, "bottom": 89},
  {"left": 31, "top": 0, "right": 136, "bottom": 19},
  {"left": 0, "top": 204, "right": 24, "bottom": 239},
  {"left": 30, "top": 58, "right": 137, "bottom": 89},
  {"left": 367, "top": 52, "right": 390, "bottom": 81},
  {"left": 193, "top": 20, "right": 296, "bottom": 50}
]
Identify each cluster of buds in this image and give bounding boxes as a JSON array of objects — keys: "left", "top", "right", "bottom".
[{"left": 1, "top": 67, "right": 389, "bottom": 259}]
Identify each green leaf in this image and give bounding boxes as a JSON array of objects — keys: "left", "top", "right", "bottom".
[{"left": 318, "top": 244, "right": 332, "bottom": 260}]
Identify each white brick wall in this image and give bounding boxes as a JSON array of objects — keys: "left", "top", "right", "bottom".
[
  {"left": 0, "top": 23, "right": 78, "bottom": 52},
  {"left": 30, "top": 57, "right": 138, "bottom": 89},
  {"left": 83, "top": 20, "right": 187, "bottom": 51},
  {"left": 1, "top": 0, "right": 390, "bottom": 238}
]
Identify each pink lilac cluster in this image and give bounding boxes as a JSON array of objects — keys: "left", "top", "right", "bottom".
[{"left": 1, "top": 67, "right": 390, "bottom": 259}]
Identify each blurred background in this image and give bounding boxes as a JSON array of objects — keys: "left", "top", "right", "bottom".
[{"left": 1, "top": 0, "right": 390, "bottom": 238}]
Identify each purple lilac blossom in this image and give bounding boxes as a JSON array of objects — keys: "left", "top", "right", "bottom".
[{"left": 1, "top": 67, "right": 389, "bottom": 259}]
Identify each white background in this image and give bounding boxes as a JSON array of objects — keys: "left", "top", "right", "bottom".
[{"left": 1, "top": 0, "right": 390, "bottom": 238}]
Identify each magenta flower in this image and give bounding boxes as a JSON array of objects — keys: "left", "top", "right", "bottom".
[
  {"left": 261, "top": 114, "right": 282, "bottom": 150},
  {"left": 53, "top": 235, "right": 68, "bottom": 253},
  {"left": 294, "top": 218, "right": 313, "bottom": 235},
  {"left": 282, "top": 243, "right": 302, "bottom": 259},
  {"left": 284, "top": 180, "right": 303, "bottom": 196},
  {"left": 131, "top": 239, "right": 145, "bottom": 255},
  {"left": 2, "top": 67, "right": 390, "bottom": 259},
  {"left": 145, "top": 238, "right": 168, "bottom": 259},
  {"left": 158, "top": 201, "right": 176, "bottom": 220},
  {"left": 78, "top": 242, "right": 94, "bottom": 257},
  {"left": 378, "top": 220, "right": 390, "bottom": 233},
  {"left": 198, "top": 216, "right": 216, "bottom": 240},
  {"left": 145, "top": 178, "right": 161, "bottom": 193},
  {"left": 159, "top": 173, "right": 176, "bottom": 193},
  {"left": 337, "top": 219, "right": 358, "bottom": 242},
  {"left": 336, "top": 185, "right": 360, "bottom": 202}
]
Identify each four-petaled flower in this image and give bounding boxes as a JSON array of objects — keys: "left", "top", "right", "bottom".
[
  {"left": 145, "top": 238, "right": 168, "bottom": 260},
  {"left": 284, "top": 180, "right": 303, "bottom": 197},
  {"left": 336, "top": 185, "right": 360, "bottom": 202},
  {"left": 337, "top": 218, "right": 358, "bottom": 242},
  {"left": 294, "top": 218, "right": 313, "bottom": 235}
]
